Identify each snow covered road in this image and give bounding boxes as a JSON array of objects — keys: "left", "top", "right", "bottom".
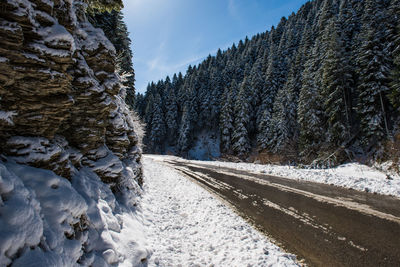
[
  {"left": 141, "top": 156, "right": 299, "bottom": 267},
  {"left": 158, "top": 157, "right": 400, "bottom": 267}
]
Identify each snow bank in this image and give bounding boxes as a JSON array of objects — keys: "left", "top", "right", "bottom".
[
  {"left": 147, "top": 155, "right": 400, "bottom": 198},
  {"left": 0, "top": 159, "right": 150, "bottom": 266},
  {"left": 188, "top": 130, "right": 220, "bottom": 160},
  {"left": 141, "top": 156, "right": 299, "bottom": 266}
]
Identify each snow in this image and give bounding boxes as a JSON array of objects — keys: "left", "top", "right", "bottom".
[
  {"left": 0, "top": 110, "right": 17, "bottom": 125},
  {"left": 22, "top": 53, "right": 45, "bottom": 63},
  {"left": 148, "top": 155, "right": 400, "bottom": 198},
  {"left": 0, "top": 161, "right": 87, "bottom": 266},
  {"left": 29, "top": 43, "right": 71, "bottom": 58},
  {"left": 7, "top": 163, "right": 87, "bottom": 262},
  {"left": 75, "top": 22, "right": 116, "bottom": 53},
  {"left": 0, "top": 158, "right": 150, "bottom": 266},
  {"left": 39, "top": 24, "right": 76, "bottom": 52},
  {"left": 8, "top": 0, "right": 39, "bottom": 27},
  {"left": 39, "top": 0, "right": 54, "bottom": 8},
  {"left": 6, "top": 136, "right": 65, "bottom": 164},
  {"left": 0, "top": 164, "right": 42, "bottom": 266},
  {"left": 141, "top": 156, "right": 299, "bottom": 266},
  {"left": 0, "top": 20, "right": 21, "bottom": 33},
  {"left": 188, "top": 131, "right": 220, "bottom": 160}
]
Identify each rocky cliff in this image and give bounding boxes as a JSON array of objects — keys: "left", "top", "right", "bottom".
[{"left": 0, "top": 0, "right": 147, "bottom": 265}]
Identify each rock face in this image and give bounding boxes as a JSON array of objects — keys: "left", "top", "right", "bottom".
[
  {"left": 0, "top": 0, "right": 142, "bottom": 189},
  {"left": 0, "top": 0, "right": 146, "bottom": 265}
]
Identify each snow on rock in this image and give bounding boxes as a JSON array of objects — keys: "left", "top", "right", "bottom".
[
  {"left": 0, "top": 110, "right": 17, "bottom": 125},
  {"left": 0, "top": 164, "right": 42, "bottom": 266},
  {"left": 6, "top": 162, "right": 87, "bottom": 265},
  {"left": 0, "top": 0, "right": 148, "bottom": 265},
  {"left": 40, "top": 24, "right": 75, "bottom": 51},
  {"left": 150, "top": 155, "right": 400, "bottom": 198},
  {"left": 0, "top": 159, "right": 150, "bottom": 266},
  {"left": 141, "top": 156, "right": 299, "bottom": 267}
]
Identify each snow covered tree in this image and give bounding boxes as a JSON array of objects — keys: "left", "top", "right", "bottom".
[
  {"left": 268, "top": 54, "right": 302, "bottom": 156},
  {"left": 149, "top": 94, "right": 166, "bottom": 153},
  {"left": 297, "top": 41, "right": 326, "bottom": 159},
  {"left": 208, "top": 67, "right": 223, "bottom": 129},
  {"left": 220, "top": 80, "right": 238, "bottom": 153},
  {"left": 390, "top": 31, "right": 400, "bottom": 111},
  {"left": 232, "top": 78, "right": 251, "bottom": 157},
  {"left": 356, "top": 0, "right": 392, "bottom": 147},
  {"left": 257, "top": 43, "right": 282, "bottom": 149},
  {"left": 87, "top": 0, "right": 123, "bottom": 13},
  {"left": 165, "top": 84, "right": 178, "bottom": 145},
  {"left": 321, "top": 20, "right": 352, "bottom": 147},
  {"left": 178, "top": 104, "right": 192, "bottom": 156},
  {"left": 248, "top": 58, "right": 264, "bottom": 134},
  {"left": 177, "top": 85, "right": 198, "bottom": 155},
  {"left": 389, "top": 0, "right": 400, "bottom": 111}
]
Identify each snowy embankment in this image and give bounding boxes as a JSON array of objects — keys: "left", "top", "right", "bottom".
[
  {"left": 0, "top": 159, "right": 150, "bottom": 266},
  {"left": 147, "top": 155, "right": 400, "bottom": 198},
  {"left": 141, "top": 156, "right": 299, "bottom": 266}
]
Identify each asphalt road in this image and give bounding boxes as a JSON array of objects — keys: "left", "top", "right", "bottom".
[{"left": 161, "top": 159, "right": 400, "bottom": 267}]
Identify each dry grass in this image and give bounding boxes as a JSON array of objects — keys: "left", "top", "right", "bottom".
[
  {"left": 252, "top": 150, "right": 287, "bottom": 165},
  {"left": 383, "top": 133, "right": 400, "bottom": 173}
]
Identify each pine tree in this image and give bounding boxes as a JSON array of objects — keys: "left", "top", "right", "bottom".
[
  {"left": 257, "top": 42, "right": 281, "bottom": 150},
  {"left": 268, "top": 54, "right": 302, "bottom": 156},
  {"left": 297, "top": 40, "right": 326, "bottom": 159},
  {"left": 149, "top": 94, "right": 166, "bottom": 153},
  {"left": 178, "top": 104, "right": 192, "bottom": 156},
  {"left": 321, "top": 20, "right": 352, "bottom": 147},
  {"left": 232, "top": 78, "right": 251, "bottom": 157},
  {"left": 165, "top": 84, "right": 178, "bottom": 145},
  {"left": 87, "top": 0, "right": 123, "bottom": 13},
  {"left": 390, "top": 30, "right": 400, "bottom": 111},
  {"left": 389, "top": 0, "right": 400, "bottom": 111},
  {"left": 357, "top": 0, "right": 392, "bottom": 147},
  {"left": 220, "top": 80, "right": 237, "bottom": 153},
  {"left": 248, "top": 58, "right": 264, "bottom": 134},
  {"left": 177, "top": 85, "right": 197, "bottom": 155},
  {"left": 133, "top": 93, "right": 146, "bottom": 118},
  {"left": 209, "top": 67, "right": 223, "bottom": 128},
  {"left": 143, "top": 93, "right": 154, "bottom": 152}
]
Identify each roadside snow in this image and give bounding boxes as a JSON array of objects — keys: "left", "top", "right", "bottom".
[
  {"left": 188, "top": 130, "right": 220, "bottom": 160},
  {"left": 0, "top": 160, "right": 150, "bottom": 266},
  {"left": 141, "top": 156, "right": 299, "bottom": 267},
  {"left": 146, "top": 155, "right": 400, "bottom": 198}
]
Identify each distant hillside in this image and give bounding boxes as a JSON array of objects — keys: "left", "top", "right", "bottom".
[{"left": 135, "top": 0, "right": 400, "bottom": 166}]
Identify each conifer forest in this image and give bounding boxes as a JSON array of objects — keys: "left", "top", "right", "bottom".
[{"left": 135, "top": 0, "right": 400, "bottom": 166}]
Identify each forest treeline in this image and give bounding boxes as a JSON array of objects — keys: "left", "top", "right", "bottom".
[{"left": 135, "top": 0, "right": 400, "bottom": 165}]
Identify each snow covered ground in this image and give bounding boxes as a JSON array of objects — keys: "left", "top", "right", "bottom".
[
  {"left": 141, "top": 156, "right": 299, "bottom": 267},
  {"left": 146, "top": 155, "right": 400, "bottom": 198},
  {"left": 0, "top": 159, "right": 150, "bottom": 266}
]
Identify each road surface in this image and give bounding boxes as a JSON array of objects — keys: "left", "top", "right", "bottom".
[{"left": 160, "top": 159, "right": 400, "bottom": 267}]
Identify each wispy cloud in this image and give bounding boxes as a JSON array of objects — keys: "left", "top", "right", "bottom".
[
  {"left": 228, "top": 0, "right": 239, "bottom": 19},
  {"left": 147, "top": 53, "right": 206, "bottom": 75}
]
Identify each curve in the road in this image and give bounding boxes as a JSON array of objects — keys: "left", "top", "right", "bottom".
[{"left": 164, "top": 160, "right": 400, "bottom": 267}]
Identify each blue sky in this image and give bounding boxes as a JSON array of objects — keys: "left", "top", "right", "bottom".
[{"left": 123, "top": 0, "right": 309, "bottom": 94}]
